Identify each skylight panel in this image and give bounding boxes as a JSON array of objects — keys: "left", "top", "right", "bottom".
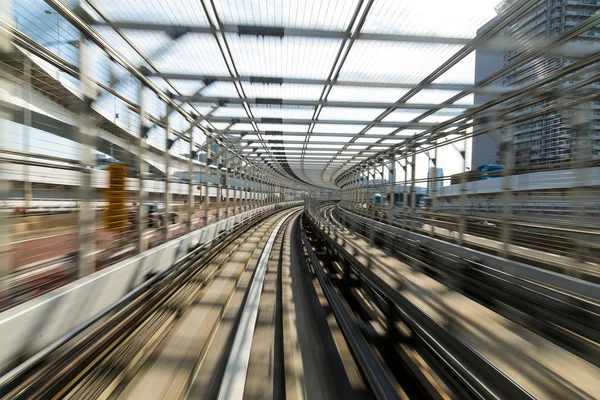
[
  {"left": 168, "top": 79, "right": 205, "bottom": 96},
  {"left": 241, "top": 83, "right": 323, "bottom": 100},
  {"left": 213, "top": 0, "right": 359, "bottom": 30},
  {"left": 120, "top": 29, "right": 173, "bottom": 59},
  {"left": 406, "top": 89, "right": 462, "bottom": 104},
  {"left": 230, "top": 123, "right": 255, "bottom": 130},
  {"left": 92, "top": 0, "right": 210, "bottom": 26},
  {"left": 383, "top": 109, "right": 428, "bottom": 122},
  {"left": 211, "top": 105, "right": 248, "bottom": 118},
  {"left": 318, "top": 107, "right": 385, "bottom": 121},
  {"left": 420, "top": 108, "right": 466, "bottom": 123},
  {"left": 153, "top": 33, "right": 230, "bottom": 75},
  {"left": 250, "top": 105, "right": 315, "bottom": 119},
  {"left": 364, "top": 127, "right": 397, "bottom": 135},
  {"left": 257, "top": 124, "right": 310, "bottom": 132},
  {"left": 432, "top": 52, "right": 476, "bottom": 84},
  {"left": 312, "top": 124, "right": 366, "bottom": 134},
  {"left": 326, "top": 86, "right": 410, "bottom": 103},
  {"left": 362, "top": 0, "right": 498, "bottom": 39},
  {"left": 338, "top": 41, "right": 462, "bottom": 83},
  {"left": 226, "top": 35, "right": 342, "bottom": 79}
]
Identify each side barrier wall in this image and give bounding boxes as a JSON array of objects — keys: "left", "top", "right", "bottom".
[{"left": 0, "top": 201, "right": 302, "bottom": 374}]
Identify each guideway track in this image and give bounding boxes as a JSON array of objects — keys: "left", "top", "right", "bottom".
[
  {"left": 305, "top": 202, "right": 599, "bottom": 399},
  {"left": 0, "top": 205, "right": 299, "bottom": 400}
]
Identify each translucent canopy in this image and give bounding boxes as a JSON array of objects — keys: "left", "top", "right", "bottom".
[{"left": 73, "top": 0, "right": 501, "bottom": 187}]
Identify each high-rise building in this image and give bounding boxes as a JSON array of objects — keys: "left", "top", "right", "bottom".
[
  {"left": 427, "top": 167, "right": 444, "bottom": 196},
  {"left": 473, "top": 0, "right": 600, "bottom": 169},
  {"left": 472, "top": 17, "right": 504, "bottom": 169}
]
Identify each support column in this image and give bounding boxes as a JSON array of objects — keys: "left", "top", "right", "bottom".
[
  {"left": 387, "top": 154, "right": 395, "bottom": 223},
  {"left": 458, "top": 144, "right": 467, "bottom": 245},
  {"left": 410, "top": 153, "right": 416, "bottom": 232},
  {"left": 77, "top": 38, "right": 97, "bottom": 278},
  {"left": 215, "top": 144, "right": 221, "bottom": 221},
  {"left": 164, "top": 104, "right": 171, "bottom": 242},
  {"left": 430, "top": 145, "right": 438, "bottom": 237},
  {"left": 379, "top": 157, "right": 385, "bottom": 222},
  {"left": 203, "top": 137, "right": 211, "bottom": 227},
  {"left": 187, "top": 123, "right": 195, "bottom": 232},
  {"left": 225, "top": 154, "right": 230, "bottom": 217},
  {"left": 500, "top": 128, "right": 513, "bottom": 257},
  {"left": 137, "top": 84, "right": 148, "bottom": 253}
]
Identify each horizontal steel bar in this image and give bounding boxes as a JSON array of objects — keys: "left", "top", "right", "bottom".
[{"left": 178, "top": 96, "right": 471, "bottom": 109}]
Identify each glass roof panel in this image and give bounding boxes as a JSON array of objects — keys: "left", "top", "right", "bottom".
[
  {"left": 92, "top": 26, "right": 147, "bottom": 66},
  {"left": 327, "top": 86, "right": 410, "bottom": 103},
  {"left": 213, "top": 0, "right": 359, "bottom": 30},
  {"left": 383, "top": 109, "right": 428, "bottom": 122},
  {"left": 257, "top": 124, "right": 310, "bottom": 132},
  {"left": 312, "top": 124, "right": 366, "bottom": 134},
  {"left": 241, "top": 83, "right": 323, "bottom": 100},
  {"left": 318, "top": 107, "right": 385, "bottom": 121},
  {"left": 226, "top": 34, "right": 343, "bottom": 79},
  {"left": 362, "top": 0, "right": 498, "bottom": 39},
  {"left": 198, "top": 82, "right": 241, "bottom": 98},
  {"left": 211, "top": 105, "right": 248, "bottom": 118},
  {"left": 152, "top": 33, "right": 230, "bottom": 75},
  {"left": 230, "top": 123, "right": 255, "bottom": 130},
  {"left": 454, "top": 93, "right": 475, "bottom": 105},
  {"left": 355, "top": 137, "right": 379, "bottom": 143},
  {"left": 92, "top": 0, "right": 210, "bottom": 26},
  {"left": 250, "top": 105, "right": 315, "bottom": 119},
  {"left": 364, "top": 127, "right": 396, "bottom": 135},
  {"left": 406, "top": 89, "right": 461, "bottom": 104},
  {"left": 168, "top": 79, "right": 205, "bottom": 96},
  {"left": 420, "top": 108, "right": 466, "bottom": 123},
  {"left": 432, "top": 52, "right": 476, "bottom": 84},
  {"left": 338, "top": 41, "right": 462, "bottom": 83},
  {"left": 119, "top": 29, "right": 173, "bottom": 58}
]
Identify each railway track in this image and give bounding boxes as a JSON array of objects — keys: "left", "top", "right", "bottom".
[
  {"left": 305, "top": 203, "right": 599, "bottom": 399},
  {"left": 0, "top": 206, "right": 300, "bottom": 399}
]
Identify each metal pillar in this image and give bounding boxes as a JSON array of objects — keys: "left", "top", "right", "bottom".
[
  {"left": 387, "top": 154, "right": 395, "bottom": 223},
  {"left": 77, "top": 38, "right": 97, "bottom": 278},
  {"left": 23, "top": 58, "right": 32, "bottom": 212},
  {"left": 379, "top": 158, "right": 385, "bottom": 222},
  {"left": 410, "top": 153, "right": 416, "bottom": 232},
  {"left": 225, "top": 154, "right": 230, "bottom": 217},
  {"left": 402, "top": 159, "right": 408, "bottom": 230},
  {"left": 215, "top": 144, "right": 221, "bottom": 221},
  {"left": 458, "top": 144, "right": 467, "bottom": 245},
  {"left": 241, "top": 170, "right": 246, "bottom": 211},
  {"left": 203, "top": 137, "right": 211, "bottom": 226},
  {"left": 137, "top": 84, "right": 148, "bottom": 253},
  {"left": 187, "top": 123, "right": 194, "bottom": 232},
  {"left": 232, "top": 161, "right": 237, "bottom": 215},
  {"left": 163, "top": 104, "right": 171, "bottom": 242},
  {"left": 430, "top": 145, "right": 438, "bottom": 237},
  {"left": 500, "top": 128, "right": 513, "bottom": 257}
]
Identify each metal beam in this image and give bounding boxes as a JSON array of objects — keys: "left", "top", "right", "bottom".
[
  {"left": 147, "top": 73, "right": 512, "bottom": 94},
  {"left": 206, "top": 116, "right": 449, "bottom": 128},
  {"left": 217, "top": 130, "right": 415, "bottom": 139},
  {"left": 177, "top": 96, "right": 471, "bottom": 110}
]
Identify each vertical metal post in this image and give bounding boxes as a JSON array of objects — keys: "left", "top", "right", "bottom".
[
  {"left": 410, "top": 153, "right": 416, "bottom": 232},
  {"left": 458, "top": 144, "right": 467, "bottom": 245},
  {"left": 137, "top": 84, "right": 147, "bottom": 253},
  {"left": 187, "top": 124, "right": 194, "bottom": 232},
  {"left": 163, "top": 104, "right": 171, "bottom": 242},
  {"left": 77, "top": 38, "right": 96, "bottom": 278},
  {"left": 232, "top": 160, "right": 237, "bottom": 215},
  {"left": 380, "top": 158, "right": 385, "bottom": 222},
  {"left": 203, "top": 137, "right": 211, "bottom": 227},
  {"left": 23, "top": 58, "right": 32, "bottom": 212},
  {"left": 387, "top": 154, "right": 395, "bottom": 223},
  {"left": 402, "top": 159, "right": 408, "bottom": 230},
  {"left": 225, "top": 154, "right": 230, "bottom": 217},
  {"left": 241, "top": 169, "right": 246, "bottom": 211},
  {"left": 501, "top": 127, "right": 513, "bottom": 257},
  {"left": 430, "top": 144, "right": 438, "bottom": 237},
  {"left": 215, "top": 143, "right": 221, "bottom": 221}
]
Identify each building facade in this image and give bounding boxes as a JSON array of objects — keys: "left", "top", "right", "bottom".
[{"left": 473, "top": 0, "right": 600, "bottom": 169}]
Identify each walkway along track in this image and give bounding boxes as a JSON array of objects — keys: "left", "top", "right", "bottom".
[
  {"left": 329, "top": 205, "right": 600, "bottom": 368},
  {"left": 304, "top": 203, "right": 599, "bottom": 399},
  {"left": 0, "top": 205, "right": 299, "bottom": 399}
]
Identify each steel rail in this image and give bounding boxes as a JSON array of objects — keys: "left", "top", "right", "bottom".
[
  {"left": 0, "top": 205, "right": 296, "bottom": 399},
  {"left": 303, "top": 206, "right": 535, "bottom": 400}
]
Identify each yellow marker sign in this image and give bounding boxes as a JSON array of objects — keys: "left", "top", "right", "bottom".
[{"left": 105, "top": 163, "right": 128, "bottom": 233}]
